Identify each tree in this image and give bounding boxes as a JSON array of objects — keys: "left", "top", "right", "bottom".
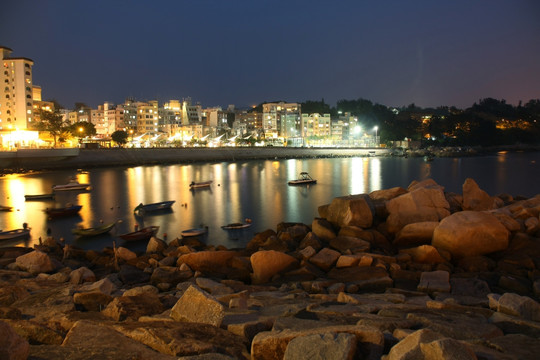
[
  {"left": 111, "top": 130, "right": 129, "bottom": 147},
  {"left": 68, "top": 121, "right": 96, "bottom": 140},
  {"left": 35, "top": 109, "right": 69, "bottom": 147}
]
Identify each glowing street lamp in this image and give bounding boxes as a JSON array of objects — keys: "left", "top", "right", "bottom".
[{"left": 373, "top": 126, "right": 379, "bottom": 147}]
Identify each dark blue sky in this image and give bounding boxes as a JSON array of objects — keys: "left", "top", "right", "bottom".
[{"left": 2, "top": 0, "right": 539, "bottom": 110}]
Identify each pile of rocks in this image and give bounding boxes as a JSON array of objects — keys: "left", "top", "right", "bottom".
[{"left": 1, "top": 178, "right": 539, "bottom": 359}]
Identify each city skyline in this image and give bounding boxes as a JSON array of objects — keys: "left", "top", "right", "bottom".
[{"left": 2, "top": 0, "right": 539, "bottom": 110}]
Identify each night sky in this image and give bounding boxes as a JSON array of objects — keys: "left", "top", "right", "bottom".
[{"left": 2, "top": 0, "right": 539, "bottom": 110}]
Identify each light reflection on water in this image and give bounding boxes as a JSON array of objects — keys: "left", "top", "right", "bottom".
[{"left": 0, "top": 152, "right": 538, "bottom": 251}]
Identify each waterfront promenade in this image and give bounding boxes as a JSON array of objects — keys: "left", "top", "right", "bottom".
[{"left": 0, "top": 147, "right": 390, "bottom": 172}]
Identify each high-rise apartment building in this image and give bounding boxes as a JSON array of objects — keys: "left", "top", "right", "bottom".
[
  {"left": 262, "top": 102, "right": 301, "bottom": 139},
  {"left": 0, "top": 46, "right": 34, "bottom": 131}
]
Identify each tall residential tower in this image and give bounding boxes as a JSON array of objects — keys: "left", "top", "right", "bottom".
[{"left": 0, "top": 46, "right": 34, "bottom": 131}]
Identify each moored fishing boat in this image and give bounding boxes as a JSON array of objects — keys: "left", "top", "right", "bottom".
[
  {"left": 25, "top": 193, "right": 55, "bottom": 201},
  {"left": 45, "top": 204, "right": 82, "bottom": 218},
  {"left": 221, "top": 222, "right": 252, "bottom": 230},
  {"left": 189, "top": 180, "right": 213, "bottom": 189},
  {"left": 0, "top": 228, "right": 31, "bottom": 242},
  {"left": 52, "top": 180, "right": 92, "bottom": 191},
  {"left": 134, "top": 201, "right": 175, "bottom": 215},
  {"left": 118, "top": 225, "right": 159, "bottom": 242},
  {"left": 181, "top": 227, "right": 208, "bottom": 237},
  {"left": 72, "top": 221, "right": 117, "bottom": 237},
  {"left": 287, "top": 172, "right": 317, "bottom": 185}
]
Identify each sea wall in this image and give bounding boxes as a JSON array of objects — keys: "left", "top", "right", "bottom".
[{"left": 2, "top": 147, "right": 390, "bottom": 172}]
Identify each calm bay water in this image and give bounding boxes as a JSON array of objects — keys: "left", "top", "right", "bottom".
[{"left": 1, "top": 151, "right": 539, "bottom": 250}]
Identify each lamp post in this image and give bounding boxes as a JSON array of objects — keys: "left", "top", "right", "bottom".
[
  {"left": 373, "top": 126, "right": 379, "bottom": 147},
  {"left": 78, "top": 127, "right": 83, "bottom": 147}
]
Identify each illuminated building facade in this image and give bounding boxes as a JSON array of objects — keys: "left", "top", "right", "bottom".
[
  {"left": 262, "top": 102, "right": 301, "bottom": 139},
  {"left": 0, "top": 46, "right": 34, "bottom": 131}
]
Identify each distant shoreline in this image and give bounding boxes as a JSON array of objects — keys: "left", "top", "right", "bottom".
[
  {"left": 1, "top": 147, "right": 389, "bottom": 174},
  {"left": 1, "top": 145, "right": 539, "bottom": 175}
]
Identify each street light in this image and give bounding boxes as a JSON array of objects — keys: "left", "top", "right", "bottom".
[{"left": 373, "top": 126, "right": 379, "bottom": 147}]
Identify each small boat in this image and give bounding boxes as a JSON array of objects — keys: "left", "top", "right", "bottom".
[
  {"left": 0, "top": 227, "right": 31, "bottom": 241},
  {"left": 288, "top": 172, "right": 317, "bottom": 185},
  {"left": 181, "top": 227, "right": 208, "bottom": 237},
  {"left": 189, "top": 180, "right": 213, "bottom": 189},
  {"left": 221, "top": 222, "right": 252, "bottom": 230},
  {"left": 45, "top": 205, "right": 82, "bottom": 218},
  {"left": 72, "top": 221, "right": 117, "bottom": 237},
  {"left": 134, "top": 200, "right": 175, "bottom": 215},
  {"left": 118, "top": 225, "right": 159, "bottom": 242},
  {"left": 25, "top": 193, "right": 55, "bottom": 201},
  {"left": 424, "top": 155, "right": 435, "bottom": 162},
  {"left": 52, "top": 180, "right": 92, "bottom": 191},
  {"left": 0, "top": 205, "right": 13, "bottom": 211}
]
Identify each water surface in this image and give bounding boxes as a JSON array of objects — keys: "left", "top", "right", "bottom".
[{"left": 1, "top": 151, "right": 538, "bottom": 250}]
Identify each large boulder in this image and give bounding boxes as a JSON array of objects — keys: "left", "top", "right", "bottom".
[
  {"left": 386, "top": 183, "right": 450, "bottom": 234},
  {"left": 250, "top": 250, "right": 298, "bottom": 284},
  {"left": 462, "top": 178, "right": 498, "bottom": 211},
  {"left": 177, "top": 250, "right": 239, "bottom": 277},
  {"left": 311, "top": 218, "right": 337, "bottom": 242},
  {"left": 170, "top": 285, "right": 225, "bottom": 327},
  {"left": 325, "top": 194, "right": 375, "bottom": 229},
  {"left": 15, "top": 250, "right": 57, "bottom": 275},
  {"left": 393, "top": 221, "right": 439, "bottom": 248},
  {"left": 0, "top": 321, "right": 29, "bottom": 360},
  {"left": 432, "top": 211, "right": 509, "bottom": 259}
]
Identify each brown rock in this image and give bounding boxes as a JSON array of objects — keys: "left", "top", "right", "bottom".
[
  {"left": 462, "top": 178, "right": 497, "bottom": 211},
  {"left": 177, "top": 250, "right": 239, "bottom": 277},
  {"left": 61, "top": 320, "right": 177, "bottom": 360},
  {"left": 250, "top": 250, "right": 298, "bottom": 284},
  {"left": 4, "top": 318, "right": 64, "bottom": 345},
  {"left": 497, "top": 293, "right": 540, "bottom": 321},
  {"left": 386, "top": 185, "right": 450, "bottom": 234},
  {"left": 102, "top": 293, "right": 164, "bottom": 321},
  {"left": 283, "top": 332, "right": 357, "bottom": 360},
  {"left": 432, "top": 211, "right": 509, "bottom": 259},
  {"left": 114, "top": 320, "right": 249, "bottom": 359},
  {"left": 115, "top": 246, "right": 137, "bottom": 261},
  {"left": 0, "top": 321, "right": 29, "bottom": 360},
  {"left": 309, "top": 248, "right": 341, "bottom": 271},
  {"left": 251, "top": 325, "right": 384, "bottom": 360},
  {"left": 369, "top": 186, "right": 408, "bottom": 201},
  {"left": 492, "top": 211, "right": 522, "bottom": 232},
  {"left": 329, "top": 235, "right": 370, "bottom": 253},
  {"left": 0, "top": 285, "right": 30, "bottom": 306},
  {"left": 299, "top": 232, "right": 323, "bottom": 250},
  {"left": 15, "top": 250, "right": 57, "bottom": 275},
  {"left": 393, "top": 221, "right": 439, "bottom": 248},
  {"left": 170, "top": 285, "right": 225, "bottom": 327},
  {"left": 151, "top": 266, "right": 192, "bottom": 286},
  {"left": 400, "top": 245, "right": 446, "bottom": 264},
  {"left": 246, "top": 229, "right": 277, "bottom": 251},
  {"left": 419, "top": 338, "right": 477, "bottom": 360},
  {"left": 73, "top": 291, "right": 113, "bottom": 312},
  {"left": 69, "top": 266, "right": 96, "bottom": 284},
  {"left": 417, "top": 270, "right": 450, "bottom": 294},
  {"left": 311, "top": 218, "right": 337, "bottom": 242},
  {"left": 146, "top": 236, "right": 168, "bottom": 253},
  {"left": 325, "top": 194, "right": 375, "bottom": 228}
]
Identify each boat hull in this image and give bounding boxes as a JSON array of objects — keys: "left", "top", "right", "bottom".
[
  {"left": 0, "top": 228, "right": 31, "bottom": 241},
  {"left": 72, "top": 222, "right": 116, "bottom": 237},
  {"left": 118, "top": 226, "right": 159, "bottom": 242},
  {"left": 46, "top": 205, "right": 82, "bottom": 218}
]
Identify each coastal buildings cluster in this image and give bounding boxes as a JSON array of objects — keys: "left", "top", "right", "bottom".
[{"left": 0, "top": 46, "right": 379, "bottom": 150}]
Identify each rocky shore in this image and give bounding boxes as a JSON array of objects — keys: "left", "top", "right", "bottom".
[{"left": 1, "top": 178, "right": 539, "bottom": 359}]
